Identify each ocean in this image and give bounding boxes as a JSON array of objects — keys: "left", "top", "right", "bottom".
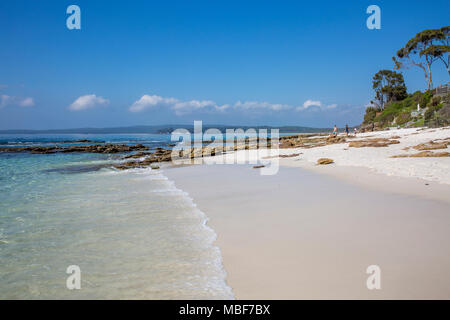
[{"left": 0, "top": 134, "right": 234, "bottom": 299}]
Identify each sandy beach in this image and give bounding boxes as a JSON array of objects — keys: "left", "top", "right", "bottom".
[{"left": 165, "top": 127, "right": 450, "bottom": 299}]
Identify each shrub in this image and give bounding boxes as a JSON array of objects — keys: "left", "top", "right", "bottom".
[
  {"left": 425, "top": 103, "right": 443, "bottom": 123},
  {"left": 376, "top": 110, "right": 396, "bottom": 125},
  {"left": 363, "top": 107, "right": 378, "bottom": 124},
  {"left": 433, "top": 103, "right": 450, "bottom": 127},
  {"left": 419, "top": 91, "right": 433, "bottom": 107},
  {"left": 395, "top": 112, "right": 412, "bottom": 125},
  {"left": 430, "top": 96, "right": 442, "bottom": 107}
]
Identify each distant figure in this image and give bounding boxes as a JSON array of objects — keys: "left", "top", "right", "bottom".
[
  {"left": 354, "top": 127, "right": 357, "bottom": 136},
  {"left": 333, "top": 125, "right": 338, "bottom": 137},
  {"left": 345, "top": 124, "right": 349, "bottom": 136},
  {"left": 371, "top": 122, "right": 375, "bottom": 132}
]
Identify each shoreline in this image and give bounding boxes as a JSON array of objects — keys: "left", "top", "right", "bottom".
[{"left": 164, "top": 161, "right": 450, "bottom": 299}]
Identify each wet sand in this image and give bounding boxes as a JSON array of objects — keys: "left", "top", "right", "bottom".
[{"left": 165, "top": 164, "right": 450, "bottom": 299}]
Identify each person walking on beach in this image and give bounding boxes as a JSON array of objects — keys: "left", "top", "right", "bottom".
[
  {"left": 345, "top": 124, "right": 349, "bottom": 137},
  {"left": 333, "top": 125, "right": 338, "bottom": 137},
  {"left": 354, "top": 127, "right": 357, "bottom": 136}
]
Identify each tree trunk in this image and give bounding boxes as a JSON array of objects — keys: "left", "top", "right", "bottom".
[
  {"left": 422, "top": 67, "right": 431, "bottom": 91},
  {"left": 426, "top": 61, "right": 433, "bottom": 91}
]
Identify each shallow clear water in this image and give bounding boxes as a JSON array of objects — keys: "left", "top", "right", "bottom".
[{"left": 0, "top": 134, "right": 233, "bottom": 299}]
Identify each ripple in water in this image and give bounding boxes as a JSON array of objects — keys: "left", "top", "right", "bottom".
[{"left": 0, "top": 153, "right": 233, "bottom": 299}]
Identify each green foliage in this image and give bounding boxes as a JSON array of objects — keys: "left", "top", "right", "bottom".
[
  {"left": 429, "top": 96, "right": 442, "bottom": 107},
  {"left": 436, "top": 103, "right": 450, "bottom": 126},
  {"left": 393, "top": 27, "right": 449, "bottom": 90},
  {"left": 362, "top": 25, "right": 449, "bottom": 129},
  {"left": 423, "top": 93, "right": 449, "bottom": 127},
  {"left": 375, "top": 108, "right": 396, "bottom": 126},
  {"left": 423, "top": 26, "right": 449, "bottom": 76},
  {"left": 395, "top": 112, "right": 412, "bottom": 125},
  {"left": 425, "top": 103, "right": 443, "bottom": 121},
  {"left": 419, "top": 91, "right": 433, "bottom": 107},
  {"left": 372, "top": 70, "right": 407, "bottom": 108},
  {"left": 371, "top": 91, "right": 434, "bottom": 127},
  {"left": 414, "top": 118, "right": 425, "bottom": 127},
  {"left": 363, "top": 106, "right": 378, "bottom": 124},
  {"left": 364, "top": 88, "right": 448, "bottom": 128}
]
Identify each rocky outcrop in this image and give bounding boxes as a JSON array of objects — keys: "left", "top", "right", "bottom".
[
  {"left": 279, "top": 153, "right": 301, "bottom": 158},
  {"left": 359, "top": 123, "right": 383, "bottom": 133},
  {"left": 412, "top": 140, "right": 449, "bottom": 151},
  {"left": 113, "top": 149, "right": 173, "bottom": 170},
  {"left": 123, "top": 152, "right": 154, "bottom": 159},
  {"left": 391, "top": 151, "right": 450, "bottom": 158},
  {"left": 349, "top": 138, "right": 400, "bottom": 148},
  {"left": 317, "top": 158, "right": 334, "bottom": 165},
  {"left": 279, "top": 134, "right": 346, "bottom": 149},
  {"left": 0, "top": 144, "right": 149, "bottom": 154},
  {"left": 57, "top": 139, "right": 105, "bottom": 144}
]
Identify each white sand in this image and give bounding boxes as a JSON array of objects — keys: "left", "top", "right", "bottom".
[
  {"left": 165, "top": 164, "right": 450, "bottom": 299},
  {"left": 163, "top": 127, "right": 450, "bottom": 299},
  {"left": 275, "top": 126, "right": 450, "bottom": 184}
]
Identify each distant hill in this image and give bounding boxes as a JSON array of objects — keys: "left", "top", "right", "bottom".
[{"left": 0, "top": 125, "right": 331, "bottom": 134}]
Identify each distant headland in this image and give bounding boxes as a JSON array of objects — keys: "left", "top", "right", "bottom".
[{"left": 0, "top": 125, "right": 332, "bottom": 135}]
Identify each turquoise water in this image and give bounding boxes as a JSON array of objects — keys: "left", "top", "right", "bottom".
[{"left": 0, "top": 134, "right": 233, "bottom": 299}]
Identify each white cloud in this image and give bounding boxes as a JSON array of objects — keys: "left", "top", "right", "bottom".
[
  {"left": 296, "top": 99, "right": 322, "bottom": 111},
  {"left": 304, "top": 100, "right": 322, "bottom": 108},
  {"left": 18, "top": 97, "right": 35, "bottom": 107},
  {"left": 0, "top": 94, "right": 35, "bottom": 108},
  {"left": 129, "top": 94, "right": 229, "bottom": 115},
  {"left": 129, "top": 94, "right": 338, "bottom": 116},
  {"left": 0, "top": 94, "right": 11, "bottom": 108},
  {"left": 69, "top": 94, "right": 109, "bottom": 111},
  {"left": 129, "top": 95, "right": 177, "bottom": 112},
  {"left": 234, "top": 101, "right": 291, "bottom": 111},
  {"left": 173, "top": 100, "right": 229, "bottom": 115},
  {"left": 295, "top": 100, "right": 339, "bottom": 111}
]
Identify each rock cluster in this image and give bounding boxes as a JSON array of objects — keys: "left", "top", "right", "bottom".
[
  {"left": 113, "top": 148, "right": 172, "bottom": 170},
  {"left": 279, "top": 153, "right": 301, "bottom": 158},
  {"left": 279, "top": 134, "right": 347, "bottom": 149},
  {"left": 0, "top": 144, "right": 149, "bottom": 154},
  {"left": 317, "top": 158, "right": 334, "bottom": 165},
  {"left": 349, "top": 138, "right": 400, "bottom": 148},
  {"left": 52, "top": 139, "right": 105, "bottom": 144},
  {"left": 412, "top": 140, "right": 449, "bottom": 151},
  {"left": 391, "top": 151, "right": 450, "bottom": 158}
]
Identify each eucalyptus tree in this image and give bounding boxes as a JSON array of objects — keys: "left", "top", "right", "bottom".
[
  {"left": 372, "top": 70, "right": 407, "bottom": 109},
  {"left": 393, "top": 27, "right": 449, "bottom": 90}
]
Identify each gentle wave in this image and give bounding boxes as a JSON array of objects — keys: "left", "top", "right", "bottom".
[{"left": 0, "top": 148, "right": 233, "bottom": 299}]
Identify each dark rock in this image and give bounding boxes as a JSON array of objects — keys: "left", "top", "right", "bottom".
[{"left": 0, "top": 144, "right": 149, "bottom": 154}]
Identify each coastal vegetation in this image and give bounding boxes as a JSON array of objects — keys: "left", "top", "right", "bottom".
[{"left": 362, "top": 26, "right": 449, "bottom": 131}]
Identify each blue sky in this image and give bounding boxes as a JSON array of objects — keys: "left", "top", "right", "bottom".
[{"left": 0, "top": 0, "right": 449, "bottom": 129}]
